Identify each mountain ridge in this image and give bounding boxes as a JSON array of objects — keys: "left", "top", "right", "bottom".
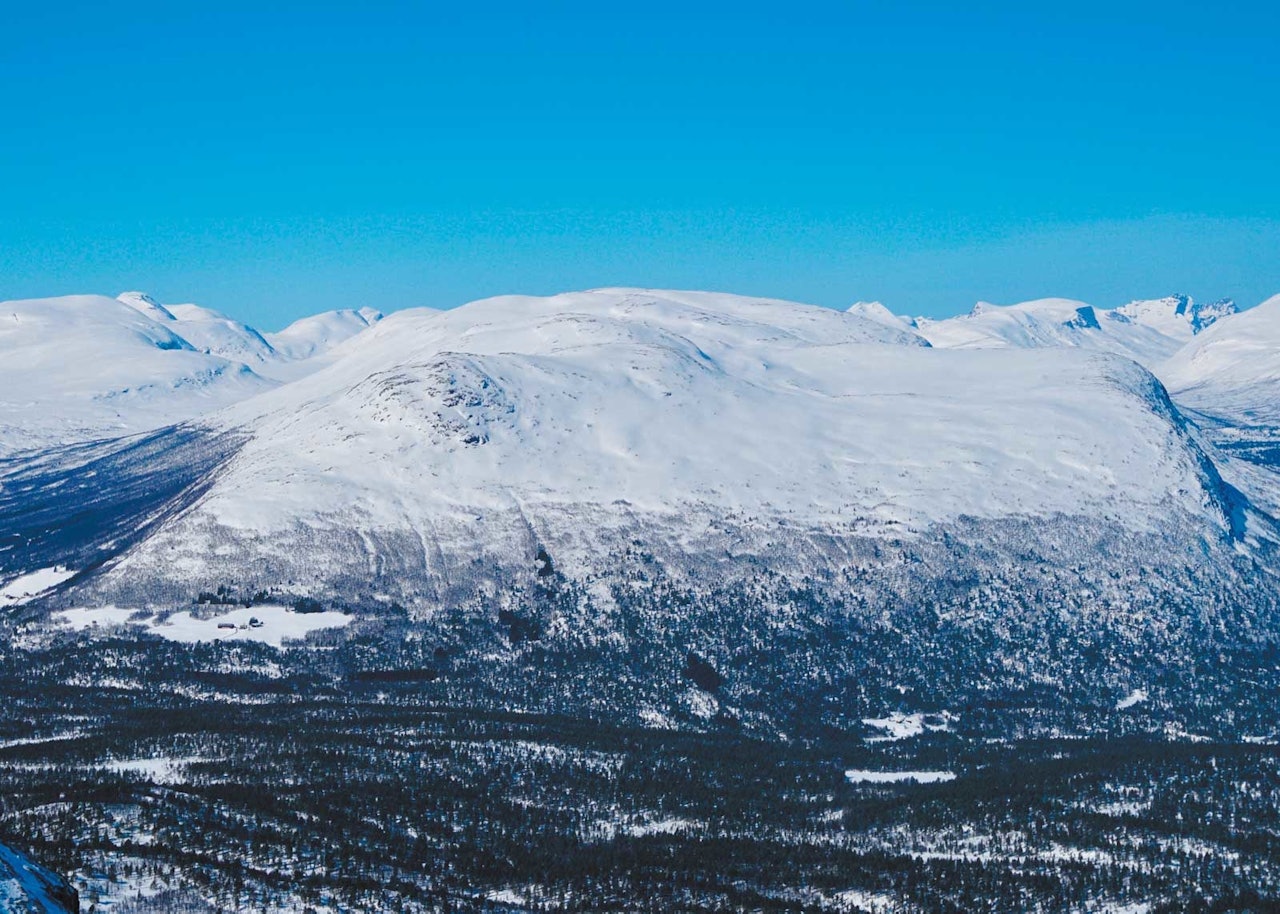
[{"left": 0, "top": 291, "right": 385, "bottom": 455}]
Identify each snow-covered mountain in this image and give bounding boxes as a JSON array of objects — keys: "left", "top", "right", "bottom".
[
  {"left": 1160, "top": 294, "right": 1280, "bottom": 425},
  {"left": 53, "top": 287, "right": 1243, "bottom": 605},
  {"left": 914, "top": 294, "right": 1236, "bottom": 366},
  {"left": 118, "top": 291, "right": 385, "bottom": 378},
  {"left": 4, "top": 286, "right": 1277, "bottom": 737},
  {"left": 846, "top": 300, "right": 915, "bottom": 334},
  {"left": 0, "top": 292, "right": 383, "bottom": 456},
  {"left": 0, "top": 294, "right": 271, "bottom": 456},
  {"left": 267, "top": 306, "right": 385, "bottom": 362},
  {"left": 146, "top": 299, "right": 279, "bottom": 366}
]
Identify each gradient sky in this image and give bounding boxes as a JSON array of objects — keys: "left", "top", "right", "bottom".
[{"left": 2, "top": 0, "right": 1278, "bottom": 328}]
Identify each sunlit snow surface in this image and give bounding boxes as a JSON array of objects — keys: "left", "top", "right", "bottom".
[
  {"left": 83, "top": 287, "right": 1240, "bottom": 598},
  {"left": 914, "top": 294, "right": 1236, "bottom": 367},
  {"left": 0, "top": 567, "right": 77, "bottom": 607},
  {"left": 0, "top": 292, "right": 384, "bottom": 456},
  {"left": 53, "top": 604, "right": 352, "bottom": 648},
  {"left": 844, "top": 769, "right": 957, "bottom": 784},
  {"left": 1116, "top": 689, "right": 1149, "bottom": 710},
  {"left": 1160, "top": 294, "right": 1280, "bottom": 424}
]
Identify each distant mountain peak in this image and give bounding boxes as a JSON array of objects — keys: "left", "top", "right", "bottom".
[
  {"left": 117, "top": 290, "right": 176, "bottom": 321},
  {"left": 847, "top": 300, "right": 913, "bottom": 332},
  {"left": 1187, "top": 297, "right": 1238, "bottom": 333},
  {"left": 1115, "top": 294, "right": 1237, "bottom": 335},
  {"left": 1064, "top": 305, "right": 1101, "bottom": 330}
]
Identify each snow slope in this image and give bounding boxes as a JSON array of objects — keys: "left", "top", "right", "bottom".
[
  {"left": 92, "top": 287, "right": 1238, "bottom": 595},
  {"left": 846, "top": 301, "right": 915, "bottom": 334},
  {"left": 0, "top": 292, "right": 386, "bottom": 456},
  {"left": 1159, "top": 294, "right": 1280, "bottom": 424},
  {"left": 120, "top": 292, "right": 385, "bottom": 377},
  {"left": 0, "top": 294, "right": 272, "bottom": 456},
  {"left": 1, "top": 567, "right": 78, "bottom": 607},
  {"left": 155, "top": 301, "right": 279, "bottom": 367},
  {"left": 917, "top": 295, "right": 1236, "bottom": 366},
  {"left": 267, "top": 306, "right": 385, "bottom": 362},
  {"left": 121, "top": 290, "right": 278, "bottom": 365},
  {"left": 0, "top": 841, "right": 78, "bottom": 914}
]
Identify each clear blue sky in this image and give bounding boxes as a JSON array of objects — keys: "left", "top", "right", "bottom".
[{"left": 2, "top": 0, "right": 1277, "bottom": 327}]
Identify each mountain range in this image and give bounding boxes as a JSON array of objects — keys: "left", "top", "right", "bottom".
[
  {"left": 0, "top": 292, "right": 381, "bottom": 456},
  {"left": 3, "top": 286, "right": 1280, "bottom": 737}
]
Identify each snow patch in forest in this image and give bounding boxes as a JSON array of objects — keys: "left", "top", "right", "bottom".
[
  {"left": 1116, "top": 689, "right": 1148, "bottom": 710},
  {"left": 148, "top": 605, "right": 353, "bottom": 648},
  {"left": 101, "top": 756, "right": 214, "bottom": 785},
  {"left": 862, "top": 711, "right": 954, "bottom": 741},
  {"left": 53, "top": 604, "right": 352, "bottom": 649},
  {"left": 485, "top": 888, "right": 528, "bottom": 906},
  {"left": 0, "top": 567, "right": 77, "bottom": 606},
  {"left": 845, "top": 769, "right": 956, "bottom": 785},
  {"left": 829, "top": 888, "right": 897, "bottom": 912},
  {"left": 54, "top": 606, "right": 146, "bottom": 630}
]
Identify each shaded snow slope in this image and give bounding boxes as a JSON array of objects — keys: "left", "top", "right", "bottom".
[
  {"left": 0, "top": 841, "right": 78, "bottom": 914},
  {"left": 918, "top": 295, "right": 1236, "bottom": 366},
  {"left": 84, "top": 288, "right": 1241, "bottom": 599}
]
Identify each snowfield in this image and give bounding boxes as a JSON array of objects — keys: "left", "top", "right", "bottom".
[
  {"left": 0, "top": 567, "right": 78, "bottom": 607},
  {"left": 0, "top": 294, "right": 271, "bottom": 456},
  {"left": 148, "top": 605, "right": 354, "bottom": 647},
  {"left": 845, "top": 769, "right": 957, "bottom": 784},
  {"left": 52, "top": 604, "right": 353, "bottom": 648},
  {"left": 1159, "top": 294, "right": 1280, "bottom": 424},
  {"left": 0, "top": 291, "right": 382, "bottom": 455}
]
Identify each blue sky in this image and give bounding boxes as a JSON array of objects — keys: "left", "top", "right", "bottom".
[{"left": 2, "top": 0, "right": 1277, "bottom": 327}]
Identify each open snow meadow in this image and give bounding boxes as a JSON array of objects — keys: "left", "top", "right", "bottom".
[{"left": 0, "top": 286, "right": 1278, "bottom": 911}]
